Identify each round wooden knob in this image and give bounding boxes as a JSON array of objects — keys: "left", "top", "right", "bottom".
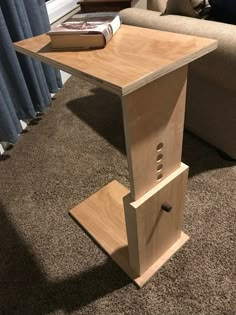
[{"left": 161, "top": 202, "right": 172, "bottom": 212}]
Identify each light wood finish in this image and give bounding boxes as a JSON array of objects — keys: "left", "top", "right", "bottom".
[
  {"left": 70, "top": 180, "right": 129, "bottom": 255},
  {"left": 70, "top": 181, "right": 137, "bottom": 279},
  {"left": 135, "top": 231, "right": 189, "bottom": 287},
  {"left": 124, "top": 163, "right": 189, "bottom": 275},
  {"left": 122, "top": 66, "right": 187, "bottom": 200},
  {"left": 13, "top": 26, "right": 217, "bottom": 286},
  {"left": 13, "top": 24, "right": 217, "bottom": 96},
  {"left": 70, "top": 180, "right": 189, "bottom": 287}
]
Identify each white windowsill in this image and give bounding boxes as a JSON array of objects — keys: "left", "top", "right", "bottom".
[{"left": 46, "top": 0, "right": 79, "bottom": 24}]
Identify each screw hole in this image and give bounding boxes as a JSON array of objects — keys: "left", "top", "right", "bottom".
[
  {"left": 156, "top": 154, "right": 163, "bottom": 162},
  {"left": 157, "top": 164, "right": 163, "bottom": 172},
  {"left": 156, "top": 143, "right": 164, "bottom": 151},
  {"left": 157, "top": 174, "right": 163, "bottom": 181}
]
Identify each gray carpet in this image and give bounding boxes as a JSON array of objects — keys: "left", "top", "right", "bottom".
[{"left": 0, "top": 76, "right": 235, "bottom": 315}]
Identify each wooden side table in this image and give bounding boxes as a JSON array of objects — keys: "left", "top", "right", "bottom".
[
  {"left": 78, "top": 0, "right": 132, "bottom": 13},
  {"left": 13, "top": 25, "right": 217, "bottom": 287}
]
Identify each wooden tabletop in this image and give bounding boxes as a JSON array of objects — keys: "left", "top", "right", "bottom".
[{"left": 13, "top": 24, "right": 217, "bottom": 95}]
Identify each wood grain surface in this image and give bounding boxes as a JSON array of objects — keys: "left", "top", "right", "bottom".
[
  {"left": 13, "top": 24, "right": 217, "bottom": 95},
  {"left": 70, "top": 179, "right": 189, "bottom": 287},
  {"left": 122, "top": 66, "right": 187, "bottom": 200},
  {"left": 124, "top": 163, "right": 189, "bottom": 275}
]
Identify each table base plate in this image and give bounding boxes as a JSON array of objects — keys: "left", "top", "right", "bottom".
[{"left": 69, "top": 180, "right": 189, "bottom": 287}]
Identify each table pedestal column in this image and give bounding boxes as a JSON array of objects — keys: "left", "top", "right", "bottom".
[{"left": 70, "top": 66, "right": 190, "bottom": 287}]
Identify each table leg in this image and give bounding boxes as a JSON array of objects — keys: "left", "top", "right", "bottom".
[
  {"left": 70, "top": 66, "right": 190, "bottom": 287},
  {"left": 122, "top": 66, "right": 188, "bottom": 200}
]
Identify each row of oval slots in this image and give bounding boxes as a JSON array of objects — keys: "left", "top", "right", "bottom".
[{"left": 156, "top": 142, "right": 163, "bottom": 181}]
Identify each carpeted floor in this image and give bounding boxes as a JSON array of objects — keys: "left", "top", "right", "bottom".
[{"left": 0, "top": 76, "right": 235, "bottom": 315}]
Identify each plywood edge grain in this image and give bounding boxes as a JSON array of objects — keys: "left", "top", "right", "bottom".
[
  {"left": 134, "top": 231, "right": 189, "bottom": 287},
  {"left": 130, "top": 163, "right": 189, "bottom": 208},
  {"left": 122, "top": 40, "right": 217, "bottom": 95},
  {"left": 13, "top": 25, "right": 217, "bottom": 97},
  {"left": 13, "top": 42, "right": 122, "bottom": 96},
  {"left": 69, "top": 179, "right": 190, "bottom": 288}
]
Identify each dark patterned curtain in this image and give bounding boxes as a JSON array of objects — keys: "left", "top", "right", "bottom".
[{"left": 0, "top": 0, "right": 62, "bottom": 143}]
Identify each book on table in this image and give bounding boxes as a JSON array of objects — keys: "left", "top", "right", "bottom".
[{"left": 47, "top": 12, "right": 122, "bottom": 50}]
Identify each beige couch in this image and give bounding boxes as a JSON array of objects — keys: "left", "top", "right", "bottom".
[{"left": 120, "top": 2, "right": 236, "bottom": 159}]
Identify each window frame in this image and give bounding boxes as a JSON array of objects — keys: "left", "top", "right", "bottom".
[{"left": 46, "top": 0, "right": 79, "bottom": 24}]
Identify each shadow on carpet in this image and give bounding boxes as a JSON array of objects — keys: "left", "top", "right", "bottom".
[
  {"left": 0, "top": 76, "right": 235, "bottom": 315},
  {"left": 0, "top": 202, "right": 130, "bottom": 314},
  {"left": 66, "top": 85, "right": 235, "bottom": 178}
]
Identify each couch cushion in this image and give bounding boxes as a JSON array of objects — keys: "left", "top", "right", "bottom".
[
  {"left": 209, "top": 0, "right": 236, "bottom": 24},
  {"left": 147, "top": 0, "right": 168, "bottom": 13}
]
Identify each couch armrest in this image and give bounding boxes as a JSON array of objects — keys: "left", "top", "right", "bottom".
[{"left": 120, "top": 8, "right": 236, "bottom": 92}]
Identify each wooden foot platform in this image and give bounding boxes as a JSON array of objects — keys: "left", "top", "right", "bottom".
[{"left": 70, "top": 180, "right": 189, "bottom": 287}]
